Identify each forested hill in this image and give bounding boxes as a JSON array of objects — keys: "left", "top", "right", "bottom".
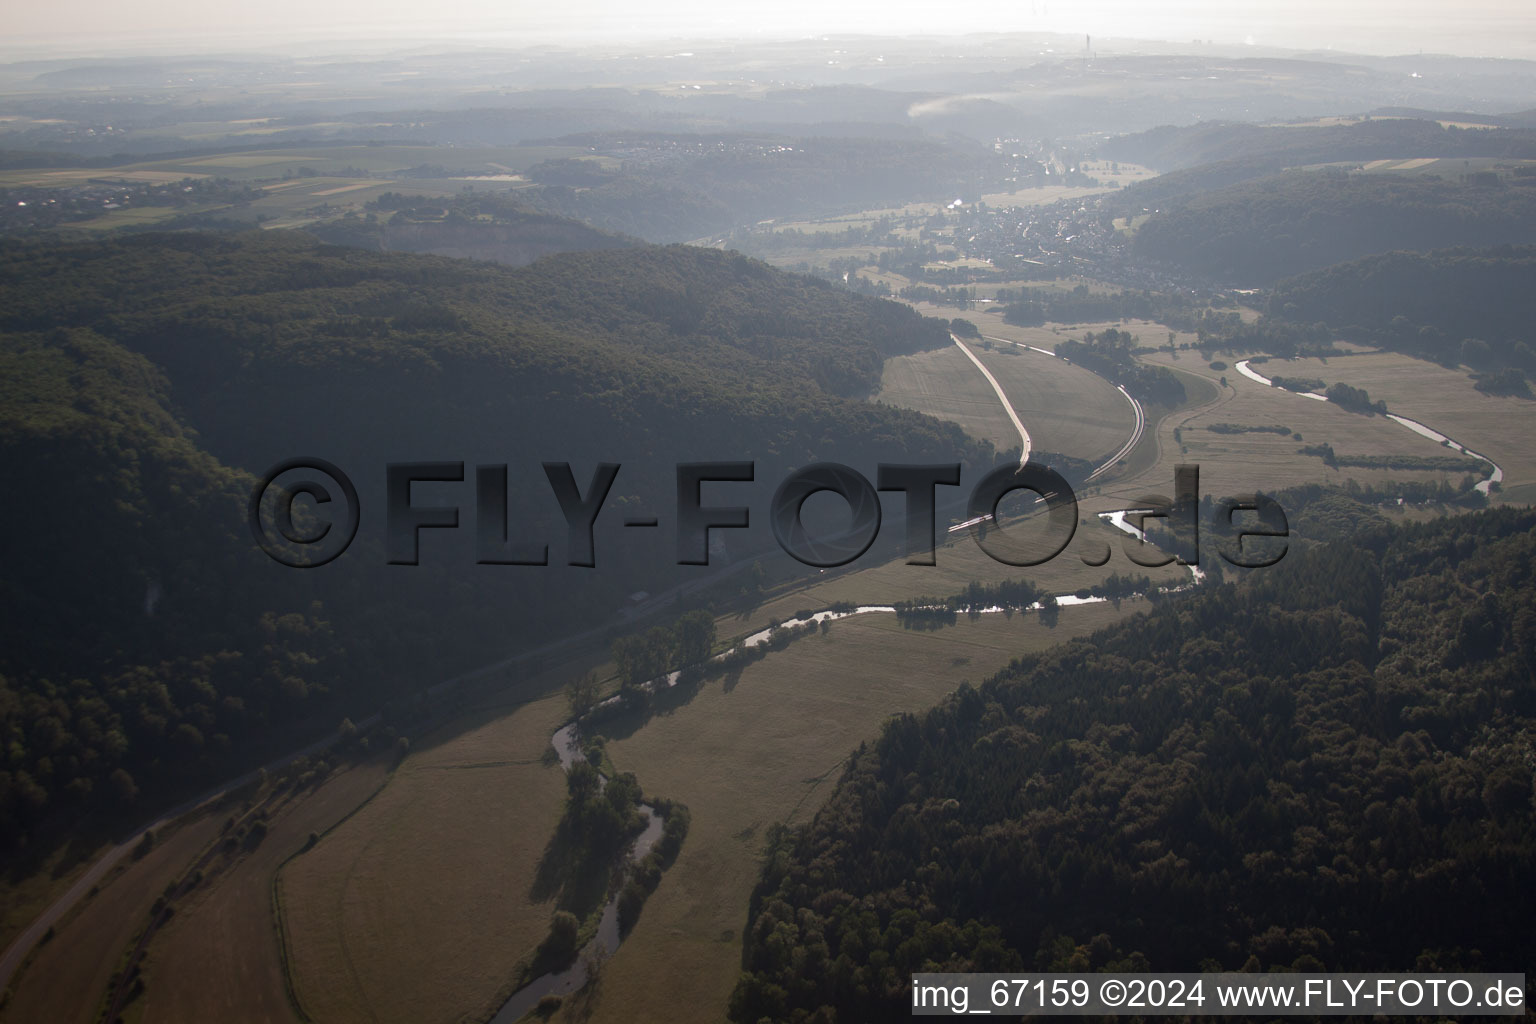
[
  {"left": 0, "top": 232, "right": 986, "bottom": 847},
  {"left": 307, "top": 191, "right": 643, "bottom": 267},
  {"left": 0, "top": 233, "right": 960, "bottom": 475},
  {"left": 731, "top": 508, "right": 1536, "bottom": 1023},
  {"left": 1131, "top": 170, "right": 1536, "bottom": 283},
  {"left": 1268, "top": 246, "right": 1536, "bottom": 372},
  {"left": 1100, "top": 117, "right": 1536, "bottom": 174},
  {"left": 1098, "top": 118, "right": 1536, "bottom": 220}
]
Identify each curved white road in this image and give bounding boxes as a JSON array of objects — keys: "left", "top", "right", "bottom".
[
  {"left": 952, "top": 333, "right": 1031, "bottom": 466},
  {"left": 1088, "top": 385, "right": 1145, "bottom": 482}
]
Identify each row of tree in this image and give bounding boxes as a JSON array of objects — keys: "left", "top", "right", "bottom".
[
  {"left": 610, "top": 610, "right": 717, "bottom": 690},
  {"left": 1054, "top": 328, "right": 1186, "bottom": 406}
]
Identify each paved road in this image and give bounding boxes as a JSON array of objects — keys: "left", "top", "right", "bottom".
[
  {"left": 1088, "top": 385, "right": 1145, "bottom": 482},
  {"left": 952, "top": 333, "right": 1031, "bottom": 465}
]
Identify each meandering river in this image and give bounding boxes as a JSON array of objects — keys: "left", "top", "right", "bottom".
[{"left": 1234, "top": 360, "right": 1504, "bottom": 495}]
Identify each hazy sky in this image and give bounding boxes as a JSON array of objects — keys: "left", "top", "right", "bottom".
[{"left": 9, "top": 0, "right": 1535, "bottom": 59}]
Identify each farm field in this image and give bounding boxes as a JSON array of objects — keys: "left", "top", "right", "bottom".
[
  {"left": 241, "top": 177, "right": 449, "bottom": 228},
  {"left": 875, "top": 344, "right": 1020, "bottom": 454},
  {"left": 277, "top": 697, "right": 570, "bottom": 1024},
  {"left": 229, "top": 178, "right": 455, "bottom": 230},
  {"left": 978, "top": 160, "right": 1155, "bottom": 205},
  {"left": 764, "top": 206, "right": 931, "bottom": 233},
  {"left": 67, "top": 203, "right": 227, "bottom": 231},
  {"left": 837, "top": 272, "right": 1137, "bottom": 306},
  {"left": 884, "top": 309, "right": 1221, "bottom": 481},
  {"left": 0, "top": 168, "right": 215, "bottom": 188},
  {"left": 135, "top": 760, "right": 390, "bottom": 1024},
  {"left": 1088, "top": 358, "right": 1222, "bottom": 490},
  {"left": 1274, "top": 349, "right": 1536, "bottom": 496},
  {"left": 0, "top": 143, "right": 586, "bottom": 230},
  {"left": 1278, "top": 115, "right": 1502, "bottom": 131},
  {"left": 967, "top": 339, "right": 1137, "bottom": 463},
  {"left": 0, "top": 170, "right": 461, "bottom": 231},
  {"left": 977, "top": 182, "right": 1119, "bottom": 206},
  {"left": 975, "top": 313, "right": 1192, "bottom": 350},
  {"left": 562, "top": 602, "right": 1144, "bottom": 1024},
  {"left": 1297, "top": 155, "right": 1536, "bottom": 176},
  {"left": 882, "top": 327, "right": 1142, "bottom": 467},
  {"left": 1501, "top": 482, "right": 1536, "bottom": 504},
  {"left": 113, "top": 118, "right": 355, "bottom": 143},
  {"left": 878, "top": 302, "right": 1495, "bottom": 546},
  {"left": 1102, "top": 347, "right": 1494, "bottom": 512},
  {"left": 0, "top": 839, "right": 110, "bottom": 956},
  {"left": 757, "top": 242, "right": 901, "bottom": 265},
  {"left": 0, "top": 145, "right": 594, "bottom": 189},
  {"left": 0, "top": 810, "right": 225, "bottom": 1024}
]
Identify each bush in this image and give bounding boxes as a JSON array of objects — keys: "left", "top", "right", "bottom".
[
  {"left": 543, "top": 910, "right": 581, "bottom": 961},
  {"left": 243, "top": 819, "right": 268, "bottom": 849},
  {"left": 1270, "top": 374, "right": 1325, "bottom": 393},
  {"left": 1473, "top": 368, "right": 1531, "bottom": 397},
  {"left": 618, "top": 804, "right": 691, "bottom": 935}
]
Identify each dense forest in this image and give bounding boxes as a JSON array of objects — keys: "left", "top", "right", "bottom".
[
  {"left": 1268, "top": 246, "right": 1536, "bottom": 373},
  {"left": 731, "top": 508, "right": 1536, "bottom": 1022},
  {"left": 1131, "top": 170, "right": 1536, "bottom": 283},
  {"left": 0, "top": 230, "right": 994, "bottom": 846}
]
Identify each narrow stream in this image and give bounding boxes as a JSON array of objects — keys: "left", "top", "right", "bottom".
[{"left": 489, "top": 731, "right": 663, "bottom": 1023}]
